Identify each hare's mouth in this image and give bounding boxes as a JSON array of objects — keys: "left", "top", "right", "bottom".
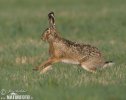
[
  {"left": 41, "top": 37, "right": 45, "bottom": 41},
  {"left": 41, "top": 37, "right": 47, "bottom": 42}
]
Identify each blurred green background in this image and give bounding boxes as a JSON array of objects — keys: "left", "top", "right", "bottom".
[{"left": 0, "top": 0, "right": 126, "bottom": 100}]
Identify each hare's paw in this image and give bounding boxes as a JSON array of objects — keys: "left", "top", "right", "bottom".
[
  {"left": 33, "top": 66, "right": 40, "bottom": 71},
  {"left": 40, "top": 65, "right": 52, "bottom": 74}
]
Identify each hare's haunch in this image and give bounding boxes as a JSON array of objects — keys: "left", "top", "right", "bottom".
[{"left": 33, "top": 12, "right": 114, "bottom": 74}]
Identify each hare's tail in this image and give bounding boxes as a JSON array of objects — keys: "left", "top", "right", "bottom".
[{"left": 103, "top": 61, "right": 114, "bottom": 68}]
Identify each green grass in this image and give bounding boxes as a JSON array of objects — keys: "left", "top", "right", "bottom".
[{"left": 0, "top": 0, "right": 126, "bottom": 100}]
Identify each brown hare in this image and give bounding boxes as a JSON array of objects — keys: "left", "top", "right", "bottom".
[{"left": 33, "top": 11, "right": 114, "bottom": 74}]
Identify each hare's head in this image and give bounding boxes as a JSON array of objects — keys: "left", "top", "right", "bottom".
[
  {"left": 41, "top": 27, "right": 58, "bottom": 41},
  {"left": 41, "top": 11, "right": 59, "bottom": 42}
]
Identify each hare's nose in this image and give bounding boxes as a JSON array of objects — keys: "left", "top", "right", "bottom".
[{"left": 41, "top": 36, "right": 45, "bottom": 41}]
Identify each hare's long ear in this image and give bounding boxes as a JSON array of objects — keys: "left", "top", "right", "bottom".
[{"left": 48, "top": 11, "right": 56, "bottom": 29}]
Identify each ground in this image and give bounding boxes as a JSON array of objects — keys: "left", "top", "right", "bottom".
[{"left": 0, "top": 0, "right": 126, "bottom": 100}]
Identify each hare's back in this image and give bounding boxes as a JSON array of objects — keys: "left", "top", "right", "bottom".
[{"left": 62, "top": 39, "right": 102, "bottom": 58}]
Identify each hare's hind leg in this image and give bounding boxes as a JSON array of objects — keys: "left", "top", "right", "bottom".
[
  {"left": 81, "top": 64, "right": 96, "bottom": 73},
  {"left": 80, "top": 57, "right": 105, "bottom": 73},
  {"left": 79, "top": 57, "right": 96, "bottom": 72}
]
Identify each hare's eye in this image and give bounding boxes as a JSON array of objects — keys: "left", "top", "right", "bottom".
[{"left": 47, "top": 30, "right": 50, "bottom": 33}]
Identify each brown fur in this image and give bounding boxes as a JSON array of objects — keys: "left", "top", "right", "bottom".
[{"left": 33, "top": 12, "right": 110, "bottom": 74}]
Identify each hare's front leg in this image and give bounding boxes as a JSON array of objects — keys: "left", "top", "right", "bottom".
[
  {"left": 33, "top": 57, "right": 60, "bottom": 73},
  {"left": 40, "top": 65, "right": 52, "bottom": 74}
]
